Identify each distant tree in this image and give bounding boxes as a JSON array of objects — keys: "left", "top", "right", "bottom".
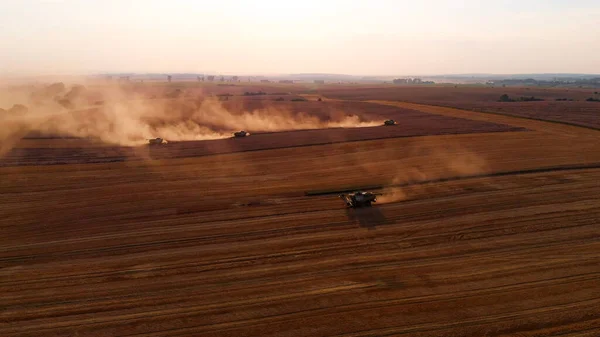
[
  {"left": 167, "top": 75, "right": 172, "bottom": 83},
  {"left": 243, "top": 91, "right": 266, "bottom": 96},
  {"left": 519, "top": 96, "right": 544, "bottom": 102},
  {"left": 498, "top": 94, "right": 513, "bottom": 102}
]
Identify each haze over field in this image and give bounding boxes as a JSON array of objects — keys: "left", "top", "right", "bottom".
[
  {"left": 1, "top": 0, "right": 599, "bottom": 77},
  {"left": 0, "top": 83, "right": 380, "bottom": 155},
  {"left": 3, "top": 1, "right": 600, "bottom": 336}
]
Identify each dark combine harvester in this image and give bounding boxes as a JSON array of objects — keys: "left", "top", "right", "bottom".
[
  {"left": 148, "top": 138, "right": 167, "bottom": 145},
  {"left": 340, "top": 191, "right": 377, "bottom": 208}
]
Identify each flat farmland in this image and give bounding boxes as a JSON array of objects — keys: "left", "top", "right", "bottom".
[
  {"left": 318, "top": 85, "right": 600, "bottom": 129},
  {"left": 2, "top": 85, "right": 600, "bottom": 336},
  {"left": 1, "top": 101, "right": 523, "bottom": 166},
  {"left": 316, "top": 85, "right": 597, "bottom": 103},
  {"left": 429, "top": 101, "right": 600, "bottom": 130}
]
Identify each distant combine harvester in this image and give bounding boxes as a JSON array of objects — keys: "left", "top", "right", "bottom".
[{"left": 148, "top": 138, "right": 167, "bottom": 145}]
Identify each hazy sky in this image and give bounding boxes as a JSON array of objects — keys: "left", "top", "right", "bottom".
[{"left": 1, "top": 0, "right": 599, "bottom": 76}]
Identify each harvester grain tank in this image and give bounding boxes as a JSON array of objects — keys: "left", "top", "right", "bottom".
[
  {"left": 384, "top": 119, "right": 396, "bottom": 126},
  {"left": 340, "top": 191, "right": 377, "bottom": 208}
]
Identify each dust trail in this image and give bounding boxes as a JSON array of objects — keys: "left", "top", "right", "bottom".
[
  {"left": 377, "top": 185, "right": 407, "bottom": 204},
  {"left": 0, "top": 81, "right": 381, "bottom": 156},
  {"left": 191, "top": 98, "right": 380, "bottom": 132},
  {"left": 377, "top": 143, "right": 489, "bottom": 204}
]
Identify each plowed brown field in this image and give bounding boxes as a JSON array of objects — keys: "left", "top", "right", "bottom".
[
  {"left": 317, "top": 85, "right": 597, "bottom": 103},
  {"left": 2, "top": 86, "right": 600, "bottom": 337},
  {"left": 319, "top": 85, "right": 600, "bottom": 129},
  {"left": 435, "top": 101, "right": 600, "bottom": 130}
]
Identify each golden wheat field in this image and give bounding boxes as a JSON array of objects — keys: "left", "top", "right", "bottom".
[{"left": 1, "top": 83, "right": 600, "bottom": 336}]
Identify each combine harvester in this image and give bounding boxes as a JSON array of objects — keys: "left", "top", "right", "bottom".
[
  {"left": 340, "top": 191, "right": 377, "bottom": 208},
  {"left": 148, "top": 138, "right": 168, "bottom": 145},
  {"left": 384, "top": 119, "right": 396, "bottom": 126},
  {"left": 233, "top": 130, "right": 249, "bottom": 138}
]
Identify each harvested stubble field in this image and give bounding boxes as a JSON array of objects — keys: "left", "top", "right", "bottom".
[
  {"left": 1, "top": 100, "right": 522, "bottom": 166},
  {"left": 319, "top": 85, "right": 600, "bottom": 129},
  {"left": 431, "top": 101, "right": 600, "bottom": 130},
  {"left": 317, "top": 85, "right": 597, "bottom": 103},
  {"left": 1, "top": 84, "right": 600, "bottom": 337}
]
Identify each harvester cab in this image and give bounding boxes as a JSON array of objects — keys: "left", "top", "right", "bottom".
[
  {"left": 384, "top": 119, "right": 396, "bottom": 126},
  {"left": 340, "top": 191, "right": 377, "bottom": 208}
]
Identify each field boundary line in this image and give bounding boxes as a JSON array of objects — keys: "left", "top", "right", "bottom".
[
  {"left": 367, "top": 99, "right": 600, "bottom": 136},
  {"left": 304, "top": 163, "right": 600, "bottom": 196}
]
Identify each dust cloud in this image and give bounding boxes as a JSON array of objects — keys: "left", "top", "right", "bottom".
[
  {"left": 0, "top": 81, "right": 380, "bottom": 156},
  {"left": 377, "top": 143, "right": 489, "bottom": 204},
  {"left": 194, "top": 99, "right": 380, "bottom": 132},
  {"left": 377, "top": 186, "right": 407, "bottom": 204}
]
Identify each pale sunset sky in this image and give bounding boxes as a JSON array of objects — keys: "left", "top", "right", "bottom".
[{"left": 1, "top": 0, "right": 599, "bottom": 76}]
